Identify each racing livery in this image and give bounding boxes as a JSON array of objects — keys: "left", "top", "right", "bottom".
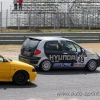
[{"left": 19, "top": 37, "right": 100, "bottom": 72}]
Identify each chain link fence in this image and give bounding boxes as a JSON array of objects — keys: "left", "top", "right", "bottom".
[
  {"left": 0, "top": 3, "right": 2, "bottom": 31},
  {"left": 1, "top": 0, "right": 100, "bottom": 33}
]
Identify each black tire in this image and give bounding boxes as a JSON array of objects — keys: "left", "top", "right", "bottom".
[
  {"left": 40, "top": 60, "right": 52, "bottom": 72},
  {"left": 86, "top": 60, "right": 97, "bottom": 72},
  {"left": 13, "top": 70, "right": 28, "bottom": 85}
]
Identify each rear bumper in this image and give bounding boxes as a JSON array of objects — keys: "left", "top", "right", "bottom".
[{"left": 19, "top": 54, "right": 41, "bottom": 65}]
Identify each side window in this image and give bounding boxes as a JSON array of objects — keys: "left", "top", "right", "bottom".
[
  {"left": 61, "top": 40, "right": 81, "bottom": 52},
  {"left": 73, "top": 43, "right": 82, "bottom": 52},
  {"left": 44, "top": 41, "right": 60, "bottom": 51},
  {"left": 61, "top": 41, "right": 75, "bottom": 51},
  {"left": 0, "top": 57, "right": 3, "bottom": 62}
]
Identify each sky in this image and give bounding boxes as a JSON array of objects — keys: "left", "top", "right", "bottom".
[
  {"left": 0, "top": 0, "right": 13, "bottom": 27},
  {"left": 0, "top": 0, "right": 12, "bottom": 10}
]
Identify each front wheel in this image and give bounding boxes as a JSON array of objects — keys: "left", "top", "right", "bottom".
[
  {"left": 13, "top": 71, "right": 28, "bottom": 85},
  {"left": 40, "top": 60, "right": 52, "bottom": 72},
  {"left": 86, "top": 60, "right": 97, "bottom": 72}
]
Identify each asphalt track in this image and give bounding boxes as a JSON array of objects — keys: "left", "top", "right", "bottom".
[
  {"left": 0, "top": 67, "right": 100, "bottom": 100},
  {"left": 0, "top": 44, "right": 100, "bottom": 100}
]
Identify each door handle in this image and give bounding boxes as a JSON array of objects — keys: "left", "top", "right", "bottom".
[{"left": 63, "top": 53, "right": 68, "bottom": 54}]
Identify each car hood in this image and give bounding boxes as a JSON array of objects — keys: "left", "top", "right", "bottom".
[
  {"left": 85, "top": 50, "right": 99, "bottom": 58},
  {"left": 86, "top": 50, "right": 96, "bottom": 54},
  {"left": 9, "top": 60, "right": 34, "bottom": 69}
]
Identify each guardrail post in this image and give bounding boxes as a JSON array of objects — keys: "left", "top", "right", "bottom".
[
  {"left": 17, "top": 14, "right": 20, "bottom": 33},
  {"left": 82, "top": 9, "right": 84, "bottom": 30},
  {"left": 67, "top": 1, "right": 70, "bottom": 31},
  {"left": 54, "top": 13, "right": 56, "bottom": 32},
  {"left": 29, "top": 14, "right": 31, "bottom": 30},
  {"left": 6, "top": 9, "right": 8, "bottom": 29},
  {"left": 0, "top": 2, "right": 2, "bottom": 32}
]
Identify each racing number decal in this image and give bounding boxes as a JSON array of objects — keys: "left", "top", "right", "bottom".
[
  {"left": 78, "top": 57, "right": 84, "bottom": 63},
  {"left": 77, "top": 52, "right": 87, "bottom": 63}
]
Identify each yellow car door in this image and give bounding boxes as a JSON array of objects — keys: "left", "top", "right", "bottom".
[{"left": 0, "top": 57, "right": 11, "bottom": 80}]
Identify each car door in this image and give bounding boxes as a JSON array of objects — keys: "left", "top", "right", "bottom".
[
  {"left": 44, "top": 40, "right": 64, "bottom": 67},
  {"left": 60, "top": 40, "right": 87, "bottom": 67},
  {"left": 0, "top": 57, "right": 11, "bottom": 80}
]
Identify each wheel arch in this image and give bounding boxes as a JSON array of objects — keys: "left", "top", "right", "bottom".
[
  {"left": 85, "top": 59, "right": 98, "bottom": 68},
  {"left": 39, "top": 59, "right": 52, "bottom": 67},
  {"left": 13, "top": 70, "right": 29, "bottom": 80},
  {"left": 39, "top": 59, "right": 52, "bottom": 71}
]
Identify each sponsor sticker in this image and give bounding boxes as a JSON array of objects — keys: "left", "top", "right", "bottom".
[
  {"left": 77, "top": 52, "right": 87, "bottom": 57},
  {"left": 87, "top": 54, "right": 96, "bottom": 56},
  {"left": 53, "top": 63, "right": 74, "bottom": 67},
  {"left": 74, "top": 63, "right": 85, "bottom": 67}
]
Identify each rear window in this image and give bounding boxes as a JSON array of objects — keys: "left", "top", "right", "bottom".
[{"left": 23, "top": 38, "right": 40, "bottom": 48}]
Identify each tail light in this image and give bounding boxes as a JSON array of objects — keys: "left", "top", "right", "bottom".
[{"left": 34, "top": 49, "right": 41, "bottom": 55}]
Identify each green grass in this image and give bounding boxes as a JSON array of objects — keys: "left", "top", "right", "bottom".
[{"left": 1, "top": 27, "right": 100, "bottom": 33}]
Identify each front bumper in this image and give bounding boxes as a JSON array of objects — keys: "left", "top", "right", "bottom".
[
  {"left": 29, "top": 72, "right": 37, "bottom": 82},
  {"left": 97, "top": 58, "right": 100, "bottom": 67}
]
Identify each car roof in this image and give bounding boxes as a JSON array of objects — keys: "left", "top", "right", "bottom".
[{"left": 29, "top": 36, "right": 73, "bottom": 42}]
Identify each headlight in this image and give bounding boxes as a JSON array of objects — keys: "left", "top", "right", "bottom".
[{"left": 32, "top": 68, "right": 36, "bottom": 72}]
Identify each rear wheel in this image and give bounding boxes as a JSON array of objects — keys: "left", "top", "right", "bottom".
[
  {"left": 86, "top": 60, "right": 97, "bottom": 72},
  {"left": 13, "top": 71, "right": 28, "bottom": 85},
  {"left": 40, "top": 60, "right": 52, "bottom": 72}
]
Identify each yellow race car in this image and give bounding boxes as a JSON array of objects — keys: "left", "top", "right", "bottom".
[{"left": 0, "top": 54, "right": 37, "bottom": 85}]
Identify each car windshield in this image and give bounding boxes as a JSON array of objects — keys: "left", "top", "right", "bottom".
[{"left": 23, "top": 38, "right": 40, "bottom": 48}]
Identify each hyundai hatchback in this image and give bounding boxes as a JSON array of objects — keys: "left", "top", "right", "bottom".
[{"left": 19, "top": 37, "right": 100, "bottom": 72}]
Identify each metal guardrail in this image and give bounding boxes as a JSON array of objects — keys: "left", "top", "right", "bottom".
[{"left": 0, "top": 32, "right": 100, "bottom": 44}]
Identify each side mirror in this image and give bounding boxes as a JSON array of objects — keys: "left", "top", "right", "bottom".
[{"left": 81, "top": 49, "right": 85, "bottom": 53}]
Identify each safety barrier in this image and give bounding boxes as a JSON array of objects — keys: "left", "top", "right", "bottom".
[{"left": 0, "top": 32, "right": 100, "bottom": 44}]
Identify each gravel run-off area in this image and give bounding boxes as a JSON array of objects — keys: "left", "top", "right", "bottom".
[{"left": 0, "top": 43, "right": 100, "bottom": 60}]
